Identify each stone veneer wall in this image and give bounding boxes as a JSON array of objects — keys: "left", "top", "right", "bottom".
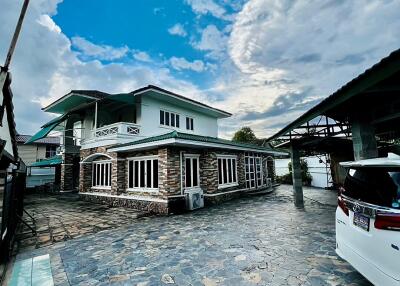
[
  {"left": 79, "top": 146, "right": 116, "bottom": 194},
  {"left": 60, "top": 153, "right": 75, "bottom": 192},
  {"left": 78, "top": 144, "right": 276, "bottom": 213}
]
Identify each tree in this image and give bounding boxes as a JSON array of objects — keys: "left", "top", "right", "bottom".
[{"left": 232, "top": 127, "right": 258, "bottom": 143}]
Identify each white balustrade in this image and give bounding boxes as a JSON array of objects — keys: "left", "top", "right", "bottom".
[{"left": 94, "top": 122, "right": 140, "bottom": 138}]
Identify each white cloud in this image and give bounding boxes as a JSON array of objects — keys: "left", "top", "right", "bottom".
[
  {"left": 37, "top": 14, "right": 61, "bottom": 33},
  {"left": 185, "top": 0, "right": 227, "bottom": 19},
  {"left": 210, "top": 0, "right": 400, "bottom": 138},
  {"left": 192, "top": 24, "right": 227, "bottom": 59},
  {"left": 170, "top": 57, "right": 205, "bottom": 72},
  {"left": 71, "top": 36, "right": 129, "bottom": 61},
  {"left": 168, "top": 23, "right": 187, "bottom": 37},
  {"left": 133, "top": 51, "right": 151, "bottom": 62},
  {"left": 0, "top": 0, "right": 209, "bottom": 135}
]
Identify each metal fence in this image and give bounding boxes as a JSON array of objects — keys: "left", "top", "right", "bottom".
[{"left": 0, "top": 163, "right": 27, "bottom": 281}]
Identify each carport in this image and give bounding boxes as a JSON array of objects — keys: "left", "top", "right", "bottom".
[{"left": 266, "top": 48, "right": 400, "bottom": 207}]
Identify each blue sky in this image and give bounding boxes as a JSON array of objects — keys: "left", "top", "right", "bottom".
[{"left": 1, "top": 0, "right": 400, "bottom": 138}]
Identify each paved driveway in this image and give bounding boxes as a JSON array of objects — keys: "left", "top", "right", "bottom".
[
  {"left": 14, "top": 186, "right": 370, "bottom": 286},
  {"left": 16, "top": 193, "right": 149, "bottom": 252}
]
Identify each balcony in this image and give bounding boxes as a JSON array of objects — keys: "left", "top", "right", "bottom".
[
  {"left": 81, "top": 122, "right": 140, "bottom": 148},
  {"left": 94, "top": 122, "right": 140, "bottom": 138}
]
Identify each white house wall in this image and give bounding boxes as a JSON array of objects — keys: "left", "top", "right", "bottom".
[
  {"left": 275, "top": 156, "right": 330, "bottom": 188},
  {"left": 139, "top": 96, "right": 218, "bottom": 138}
]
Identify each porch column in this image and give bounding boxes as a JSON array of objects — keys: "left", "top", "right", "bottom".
[
  {"left": 290, "top": 145, "right": 304, "bottom": 208},
  {"left": 60, "top": 153, "right": 74, "bottom": 192},
  {"left": 111, "top": 157, "right": 125, "bottom": 195},
  {"left": 351, "top": 118, "right": 378, "bottom": 160}
]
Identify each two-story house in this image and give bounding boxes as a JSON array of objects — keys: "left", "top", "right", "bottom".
[{"left": 29, "top": 85, "right": 285, "bottom": 214}]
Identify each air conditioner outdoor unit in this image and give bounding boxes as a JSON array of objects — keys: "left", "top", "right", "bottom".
[{"left": 185, "top": 188, "right": 204, "bottom": 210}]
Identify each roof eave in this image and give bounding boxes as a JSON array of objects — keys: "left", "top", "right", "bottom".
[
  {"left": 132, "top": 85, "right": 232, "bottom": 118},
  {"left": 108, "top": 137, "right": 287, "bottom": 155},
  {"left": 42, "top": 92, "right": 100, "bottom": 113}
]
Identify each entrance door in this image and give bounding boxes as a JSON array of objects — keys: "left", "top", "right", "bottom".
[{"left": 245, "top": 153, "right": 264, "bottom": 189}]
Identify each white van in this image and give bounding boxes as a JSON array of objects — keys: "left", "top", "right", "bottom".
[{"left": 336, "top": 154, "right": 400, "bottom": 285}]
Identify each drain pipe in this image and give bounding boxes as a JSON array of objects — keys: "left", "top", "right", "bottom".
[{"left": 180, "top": 151, "right": 184, "bottom": 195}]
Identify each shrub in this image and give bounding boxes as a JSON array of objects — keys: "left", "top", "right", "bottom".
[{"left": 276, "top": 159, "right": 312, "bottom": 186}]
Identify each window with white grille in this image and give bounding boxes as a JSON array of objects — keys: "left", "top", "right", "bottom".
[
  {"left": 92, "top": 161, "right": 112, "bottom": 188},
  {"left": 217, "top": 156, "right": 238, "bottom": 188},
  {"left": 127, "top": 156, "right": 159, "bottom": 191}
]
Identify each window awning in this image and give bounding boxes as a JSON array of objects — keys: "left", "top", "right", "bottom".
[
  {"left": 29, "top": 155, "right": 62, "bottom": 167},
  {"left": 25, "top": 114, "right": 68, "bottom": 144}
]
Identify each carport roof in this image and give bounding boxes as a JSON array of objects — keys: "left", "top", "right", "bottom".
[{"left": 267, "top": 48, "right": 400, "bottom": 143}]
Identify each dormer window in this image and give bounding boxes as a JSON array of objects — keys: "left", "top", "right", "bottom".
[
  {"left": 160, "top": 110, "right": 180, "bottom": 128},
  {"left": 186, "top": 117, "right": 194, "bottom": 131}
]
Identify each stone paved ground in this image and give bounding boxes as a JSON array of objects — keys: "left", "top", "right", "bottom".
[
  {"left": 14, "top": 186, "right": 371, "bottom": 286},
  {"left": 16, "top": 193, "right": 149, "bottom": 252}
]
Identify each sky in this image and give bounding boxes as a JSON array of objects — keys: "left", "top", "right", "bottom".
[{"left": 1, "top": 0, "right": 400, "bottom": 139}]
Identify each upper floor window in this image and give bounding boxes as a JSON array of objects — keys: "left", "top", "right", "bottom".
[
  {"left": 45, "top": 145, "right": 57, "bottom": 158},
  {"left": 186, "top": 117, "right": 194, "bottom": 131},
  {"left": 160, "top": 110, "right": 180, "bottom": 128},
  {"left": 92, "top": 161, "right": 111, "bottom": 188}
]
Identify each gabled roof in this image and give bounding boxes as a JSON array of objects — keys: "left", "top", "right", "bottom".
[
  {"left": 131, "top": 85, "right": 231, "bottom": 118},
  {"left": 108, "top": 130, "right": 287, "bottom": 155},
  {"left": 42, "top": 85, "right": 231, "bottom": 118},
  {"left": 16, "top": 134, "right": 60, "bottom": 145}
]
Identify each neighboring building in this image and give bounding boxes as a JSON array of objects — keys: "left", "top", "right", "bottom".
[
  {"left": 16, "top": 135, "right": 60, "bottom": 188},
  {"left": 29, "top": 85, "right": 285, "bottom": 214},
  {"left": 16, "top": 135, "right": 59, "bottom": 166}
]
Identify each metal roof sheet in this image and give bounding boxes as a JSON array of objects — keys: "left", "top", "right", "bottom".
[
  {"left": 17, "top": 134, "right": 60, "bottom": 145},
  {"left": 109, "top": 130, "right": 286, "bottom": 154},
  {"left": 267, "top": 48, "right": 400, "bottom": 142},
  {"left": 29, "top": 155, "right": 62, "bottom": 167}
]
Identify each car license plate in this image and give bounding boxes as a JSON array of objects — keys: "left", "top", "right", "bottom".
[{"left": 353, "top": 212, "right": 370, "bottom": 231}]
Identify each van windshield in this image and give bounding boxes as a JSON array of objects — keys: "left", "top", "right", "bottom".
[{"left": 343, "top": 167, "right": 400, "bottom": 208}]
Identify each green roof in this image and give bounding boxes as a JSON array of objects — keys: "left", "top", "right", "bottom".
[
  {"left": 30, "top": 155, "right": 62, "bottom": 167},
  {"left": 109, "top": 131, "right": 285, "bottom": 154},
  {"left": 25, "top": 114, "right": 68, "bottom": 144}
]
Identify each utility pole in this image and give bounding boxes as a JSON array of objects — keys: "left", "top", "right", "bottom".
[{"left": 0, "top": 0, "right": 30, "bottom": 123}]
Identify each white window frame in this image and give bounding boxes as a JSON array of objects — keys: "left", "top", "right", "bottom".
[
  {"left": 92, "top": 160, "right": 112, "bottom": 189},
  {"left": 184, "top": 154, "right": 200, "bottom": 189},
  {"left": 127, "top": 155, "right": 159, "bottom": 193},
  {"left": 245, "top": 153, "right": 264, "bottom": 189},
  {"left": 160, "top": 109, "right": 180, "bottom": 129},
  {"left": 217, "top": 155, "right": 238, "bottom": 189}
]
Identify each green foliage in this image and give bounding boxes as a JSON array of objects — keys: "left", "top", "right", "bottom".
[
  {"left": 276, "top": 159, "right": 313, "bottom": 186},
  {"left": 232, "top": 127, "right": 258, "bottom": 143}
]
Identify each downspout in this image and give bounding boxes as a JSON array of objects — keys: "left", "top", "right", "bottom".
[
  {"left": 180, "top": 151, "right": 184, "bottom": 195},
  {"left": 94, "top": 101, "right": 98, "bottom": 137}
]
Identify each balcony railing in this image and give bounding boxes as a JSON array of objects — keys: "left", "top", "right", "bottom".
[{"left": 94, "top": 122, "right": 140, "bottom": 138}]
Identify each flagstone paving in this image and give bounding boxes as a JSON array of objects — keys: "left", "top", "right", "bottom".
[
  {"left": 16, "top": 193, "right": 150, "bottom": 252},
  {"left": 14, "top": 186, "right": 371, "bottom": 285}
]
